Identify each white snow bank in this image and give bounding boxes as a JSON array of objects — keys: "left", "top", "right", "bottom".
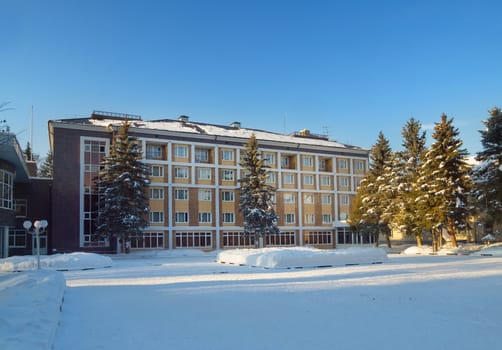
[
  {"left": 217, "top": 247, "right": 388, "bottom": 268},
  {"left": 402, "top": 245, "right": 483, "bottom": 256},
  {"left": 0, "top": 270, "right": 65, "bottom": 350},
  {"left": 471, "top": 243, "right": 502, "bottom": 256},
  {"left": 0, "top": 252, "right": 113, "bottom": 272}
]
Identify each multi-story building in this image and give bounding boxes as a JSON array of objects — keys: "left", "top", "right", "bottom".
[{"left": 48, "top": 111, "right": 369, "bottom": 253}]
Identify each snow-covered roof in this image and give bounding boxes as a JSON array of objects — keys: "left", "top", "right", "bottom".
[{"left": 50, "top": 113, "right": 367, "bottom": 153}]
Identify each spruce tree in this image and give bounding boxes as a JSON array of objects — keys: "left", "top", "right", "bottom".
[
  {"left": 39, "top": 150, "right": 53, "bottom": 178},
  {"left": 352, "top": 132, "right": 393, "bottom": 247},
  {"left": 394, "top": 118, "right": 427, "bottom": 246},
  {"left": 24, "top": 142, "right": 33, "bottom": 161},
  {"left": 95, "top": 121, "right": 150, "bottom": 252},
  {"left": 471, "top": 107, "right": 502, "bottom": 230},
  {"left": 238, "top": 133, "right": 279, "bottom": 248},
  {"left": 416, "top": 114, "right": 471, "bottom": 249}
]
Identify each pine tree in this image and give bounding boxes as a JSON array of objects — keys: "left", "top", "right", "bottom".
[
  {"left": 416, "top": 114, "right": 471, "bottom": 250},
  {"left": 471, "top": 107, "right": 502, "bottom": 230},
  {"left": 352, "top": 132, "right": 393, "bottom": 247},
  {"left": 94, "top": 121, "right": 150, "bottom": 252},
  {"left": 394, "top": 118, "right": 427, "bottom": 246},
  {"left": 24, "top": 142, "right": 33, "bottom": 161},
  {"left": 39, "top": 150, "right": 53, "bottom": 178},
  {"left": 238, "top": 133, "right": 279, "bottom": 248}
]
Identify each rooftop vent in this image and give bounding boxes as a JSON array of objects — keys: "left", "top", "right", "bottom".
[
  {"left": 230, "top": 121, "right": 241, "bottom": 128},
  {"left": 178, "top": 115, "right": 189, "bottom": 122}
]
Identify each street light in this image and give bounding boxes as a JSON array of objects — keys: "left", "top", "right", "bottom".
[{"left": 23, "top": 219, "right": 48, "bottom": 270}]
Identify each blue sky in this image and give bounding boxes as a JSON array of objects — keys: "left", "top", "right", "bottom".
[{"left": 1, "top": 0, "right": 501, "bottom": 159}]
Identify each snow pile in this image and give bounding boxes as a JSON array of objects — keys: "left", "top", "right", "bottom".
[
  {"left": 0, "top": 252, "right": 113, "bottom": 272},
  {"left": 0, "top": 270, "right": 65, "bottom": 350},
  {"left": 217, "top": 246, "right": 388, "bottom": 268},
  {"left": 402, "top": 245, "right": 479, "bottom": 256},
  {"left": 471, "top": 243, "right": 502, "bottom": 256}
]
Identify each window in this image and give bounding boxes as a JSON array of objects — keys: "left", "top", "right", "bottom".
[
  {"left": 304, "top": 194, "right": 314, "bottom": 204},
  {"left": 338, "top": 159, "right": 348, "bottom": 169},
  {"left": 222, "top": 191, "right": 234, "bottom": 201},
  {"left": 340, "top": 212, "right": 348, "bottom": 220},
  {"left": 340, "top": 195, "right": 350, "bottom": 205},
  {"left": 175, "top": 189, "right": 188, "bottom": 200},
  {"left": 221, "top": 149, "right": 234, "bottom": 161},
  {"left": 302, "top": 156, "right": 313, "bottom": 167},
  {"left": 198, "top": 189, "right": 212, "bottom": 201},
  {"left": 0, "top": 169, "right": 13, "bottom": 210},
  {"left": 8, "top": 229, "right": 26, "bottom": 248},
  {"left": 355, "top": 160, "right": 364, "bottom": 171},
  {"left": 130, "top": 232, "right": 164, "bottom": 249},
  {"left": 223, "top": 231, "right": 255, "bottom": 247},
  {"left": 221, "top": 170, "right": 234, "bottom": 181},
  {"left": 339, "top": 177, "right": 349, "bottom": 188},
  {"left": 197, "top": 168, "right": 211, "bottom": 180},
  {"left": 195, "top": 149, "right": 209, "bottom": 162},
  {"left": 149, "top": 211, "right": 164, "bottom": 223},
  {"left": 321, "top": 194, "right": 331, "bottom": 205},
  {"left": 266, "top": 232, "right": 296, "bottom": 246},
  {"left": 284, "top": 193, "right": 295, "bottom": 203},
  {"left": 15, "top": 199, "right": 27, "bottom": 217},
  {"left": 265, "top": 172, "right": 276, "bottom": 184},
  {"left": 176, "top": 232, "right": 212, "bottom": 248},
  {"left": 280, "top": 156, "right": 290, "bottom": 168},
  {"left": 305, "top": 231, "right": 332, "bottom": 245},
  {"left": 305, "top": 213, "right": 316, "bottom": 224},
  {"left": 319, "top": 159, "right": 326, "bottom": 170},
  {"left": 146, "top": 145, "right": 163, "bottom": 159},
  {"left": 320, "top": 176, "right": 331, "bottom": 186},
  {"left": 175, "top": 167, "right": 188, "bottom": 179},
  {"left": 222, "top": 212, "right": 235, "bottom": 223},
  {"left": 303, "top": 175, "right": 314, "bottom": 186},
  {"left": 198, "top": 212, "right": 212, "bottom": 223},
  {"left": 284, "top": 174, "right": 295, "bottom": 184},
  {"left": 322, "top": 214, "right": 332, "bottom": 224},
  {"left": 151, "top": 165, "right": 164, "bottom": 177},
  {"left": 174, "top": 145, "right": 188, "bottom": 158},
  {"left": 150, "top": 188, "right": 164, "bottom": 200},
  {"left": 285, "top": 213, "right": 296, "bottom": 224},
  {"left": 354, "top": 177, "right": 362, "bottom": 189},
  {"left": 175, "top": 212, "right": 189, "bottom": 223},
  {"left": 263, "top": 153, "right": 275, "bottom": 165}
]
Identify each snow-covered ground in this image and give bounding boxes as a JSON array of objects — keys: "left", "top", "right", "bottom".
[{"left": 1, "top": 246, "right": 502, "bottom": 350}]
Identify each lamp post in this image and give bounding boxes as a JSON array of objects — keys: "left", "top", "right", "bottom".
[{"left": 23, "top": 219, "right": 48, "bottom": 270}]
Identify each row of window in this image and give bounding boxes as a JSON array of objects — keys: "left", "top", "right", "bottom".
[
  {"left": 0, "top": 169, "right": 13, "bottom": 210},
  {"left": 148, "top": 144, "right": 365, "bottom": 171}
]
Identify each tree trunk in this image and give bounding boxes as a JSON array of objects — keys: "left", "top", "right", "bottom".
[
  {"left": 415, "top": 234, "right": 423, "bottom": 247},
  {"left": 446, "top": 218, "right": 458, "bottom": 247},
  {"left": 386, "top": 234, "right": 392, "bottom": 248}
]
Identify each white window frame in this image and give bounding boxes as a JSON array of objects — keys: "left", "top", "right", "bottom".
[
  {"left": 222, "top": 191, "right": 234, "bottom": 202},
  {"left": 280, "top": 156, "right": 290, "bottom": 168},
  {"left": 150, "top": 188, "right": 164, "bottom": 200},
  {"left": 175, "top": 211, "right": 189, "bottom": 223},
  {"left": 175, "top": 189, "right": 188, "bottom": 200},
  {"left": 198, "top": 189, "right": 212, "bottom": 201},
  {"left": 197, "top": 168, "right": 211, "bottom": 180},
  {"left": 221, "top": 149, "right": 234, "bottom": 161},
  {"left": 302, "top": 156, "right": 313, "bottom": 167},
  {"left": 222, "top": 212, "right": 235, "bottom": 223},
  {"left": 321, "top": 194, "right": 331, "bottom": 205},
  {"left": 355, "top": 160, "right": 364, "bottom": 171},
  {"left": 198, "top": 212, "right": 212, "bottom": 223},
  {"left": 338, "top": 159, "right": 348, "bottom": 169},
  {"left": 303, "top": 175, "right": 314, "bottom": 186},
  {"left": 174, "top": 145, "right": 188, "bottom": 158},
  {"left": 319, "top": 159, "right": 326, "bottom": 171},
  {"left": 285, "top": 213, "right": 296, "bottom": 224},
  {"left": 339, "top": 177, "right": 349, "bottom": 188},
  {"left": 320, "top": 175, "right": 331, "bottom": 186},
  {"left": 149, "top": 211, "right": 164, "bottom": 223},
  {"left": 284, "top": 193, "right": 295, "bottom": 203},
  {"left": 305, "top": 213, "right": 316, "bottom": 224},
  {"left": 221, "top": 170, "right": 234, "bottom": 181},
  {"left": 146, "top": 145, "right": 163, "bottom": 159},
  {"left": 304, "top": 194, "right": 314, "bottom": 204},
  {"left": 263, "top": 153, "right": 275, "bottom": 165},
  {"left": 340, "top": 195, "right": 350, "bottom": 205},
  {"left": 284, "top": 173, "right": 295, "bottom": 184},
  {"left": 175, "top": 167, "right": 189, "bottom": 179},
  {"left": 322, "top": 214, "right": 332, "bottom": 224},
  {"left": 151, "top": 165, "right": 164, "bottom": 177},
  {"left": 195, "top": 149, "right": 209, "bottom": 163},
  {"left": 265, "top": 172, "right": 276, "bottom": 184}
]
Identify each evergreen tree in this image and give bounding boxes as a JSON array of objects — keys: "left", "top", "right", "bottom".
[
  {"left": 94, "top": 121, "right": 150, "bottom": 252},
  {"left": 416, "top": 114, "right": 471, "bottom": 250},
  {"left": 471, "top": 107, "right": 502, "bottom": 230},
  {"left": 351, "top": 132, "right": 393, "bottom": 247},
  {"left": 39, "top": 150, "right": 53, "bottom": 178},
  {"left": 238, "top": 133, "right": 279, "bottom": 248},
  {"left": 24, "top": 142, "right": 33, "bottom": 161},
  {"left": 394, "top": 118, "right": 427, "bottom": 246}
]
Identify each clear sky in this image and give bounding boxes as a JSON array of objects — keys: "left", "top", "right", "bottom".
[{"left": 1, "top": 0, "right": 501, "bottom": 159}]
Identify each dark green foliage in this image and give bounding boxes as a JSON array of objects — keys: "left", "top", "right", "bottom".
[
  {"left": 471, "top": 107, "right": 502, "bottom": 229},
  {"left": 94, "top": 121, "right": 150, "bottom": 245},
  {"left": 24, "top": 142, "right": 33, "bottom": 161},
  {"left": 238, "top": 134, "right": 279, "bottom": 247},
  {"left": 39, "top": 150, "right": 53, "bottom": 178}
]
